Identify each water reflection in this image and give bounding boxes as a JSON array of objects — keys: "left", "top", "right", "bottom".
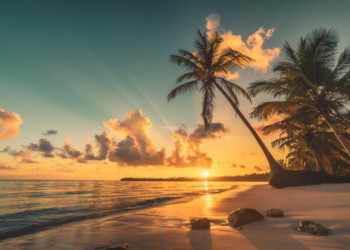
[
  {"left": 203, "top": 181, "right": 209, "bottom": 191},
  {"left": 204, "top": 194, "right": 212, "bottom": 210},
  {"left": 0, "top": 180, "right": 236, "bottom": 241}
]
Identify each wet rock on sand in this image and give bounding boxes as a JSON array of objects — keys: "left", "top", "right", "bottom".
[
  {"left": 191, "top": 217, "right": 211, "bottom": 230},
  {"left": 297, "top": 221, "right": 330, "bottom": 235},
  {"left": 228, "top": 208, "right": 264, "bottom": 227},
  {"left": 265, "top": 208, "right": 284, "bottom": 218},
  {"left": 105, "top": 243, "right": 129, "bottom": 250}
]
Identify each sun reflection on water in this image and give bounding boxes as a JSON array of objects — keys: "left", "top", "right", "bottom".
[{"left": 203, "top": 181, "right": 209, "bottom": 191}]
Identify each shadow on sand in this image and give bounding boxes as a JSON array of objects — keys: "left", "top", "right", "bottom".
[{"left": 187, "top": 229, "right": 212, "bottom": 250}]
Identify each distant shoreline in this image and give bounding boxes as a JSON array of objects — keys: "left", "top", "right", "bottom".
[{"left": 121, "top": 173, "right": 270, "bottom": 182}]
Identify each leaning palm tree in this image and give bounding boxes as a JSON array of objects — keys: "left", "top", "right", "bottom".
[
  {"left": 167, "top": 30, "right": 283, "bottom": 175},
  {"left": 249, "top": 28, "right": 350, "bottom": 155}
]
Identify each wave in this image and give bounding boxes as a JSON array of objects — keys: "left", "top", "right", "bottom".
[{"left": 0, "top": 184, "right": 237, "bottom": 242}]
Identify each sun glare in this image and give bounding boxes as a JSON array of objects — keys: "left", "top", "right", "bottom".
[{"left": 201, "top": 171, "right": 210, "bottom": 178}]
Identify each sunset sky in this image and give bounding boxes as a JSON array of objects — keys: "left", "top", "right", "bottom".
[{"left": 1, "top": 0, "right": 349, "bottom": 180}]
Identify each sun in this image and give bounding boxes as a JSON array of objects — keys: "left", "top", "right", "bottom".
[{"left": 201, "top": 171, "right": 210, "bottom": 178}]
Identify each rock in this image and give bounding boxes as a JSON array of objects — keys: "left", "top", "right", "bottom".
[
  {"left": 190, "top": 217, "right": 211, "bottom": 230},
  {"left": 297, "top": 221, "right": 330, "bottom": 235},
  {"left": 228, "top": 208, "right": 264, "bottom": 227},
  {"left": 265, "top": 209, "right": 284, "bottom": 218},
  {"left": 105, "top": 243, "right": 129, "bottom": 250}
]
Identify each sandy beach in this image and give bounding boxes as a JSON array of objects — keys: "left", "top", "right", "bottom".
[{"left": 1, "top": 182, "right": 350, "bottom": 249}]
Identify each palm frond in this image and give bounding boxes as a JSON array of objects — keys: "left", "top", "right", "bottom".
[
  {"left": 176, "top": 71, "right": 199, "bottom": 83},
  {"left": 170, "top": 55, "right": 200, "bottom": 71},
  {"left": 250, "top": 101, "right": 300, "bottom": 120},
  {"left": 219, "top": 77, "right": 251, "bottom": 102},
  {"left": 167, "top": 80, "right": 199, "bottom": 102}
]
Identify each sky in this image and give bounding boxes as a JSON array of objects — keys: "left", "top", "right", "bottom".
[{"left": 0, "top": 0, "right": 349, "bottom": 180}]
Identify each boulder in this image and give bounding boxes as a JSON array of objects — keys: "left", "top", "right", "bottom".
[
  {"left": 105, "top": 243, "right": 129, "bottom": 250},
  {"left": 228, "top": 208, "right": 264, "bottom": 227},
  {"left": 190, "top": 217, "right": 210, "bottom": 230},
  {"left": 297, "top": 221, "right": 330, "bottom": 235},
  {"left": 265, "top": 209, "right": 284, "bottom": 218}
]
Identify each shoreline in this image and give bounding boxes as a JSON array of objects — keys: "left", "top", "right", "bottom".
[
  {"left": 0, "top": 181, "right": 243, "bottom": 242},
  {"left": 2, "top": 183, "right": 350, "bottom": 249}
]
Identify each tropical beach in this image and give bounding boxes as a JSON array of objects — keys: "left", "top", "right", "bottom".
[
  {"left": 1, "top": 0, "right": 350, "bottom": 249},
  {"left": 1, "top": 182, "right": 350, "bottom": 249}
]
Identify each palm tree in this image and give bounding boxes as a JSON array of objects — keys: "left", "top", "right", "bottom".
[
  {"left": 264, "top": 111, "right": 350, "bottom": 174},
  {"left": 167, "top": 30, "right": 283, "bottom": 175},
  {"left": 248, "top": 28, "right": 350, "bottom": 156}
]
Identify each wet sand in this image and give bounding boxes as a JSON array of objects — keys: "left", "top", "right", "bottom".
[{"left": 2, "top": 183, "right": 350, "bottom": 249}]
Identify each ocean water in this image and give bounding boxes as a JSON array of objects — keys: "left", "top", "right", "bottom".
[{"left": 0, "top": 180, "right": 237, "bottom": 241}]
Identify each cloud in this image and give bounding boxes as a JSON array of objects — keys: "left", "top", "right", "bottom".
[
  {"left": 0, "top": 163, "right": 16, "bottom": 170},
  {"left": 1, "top": 110, "right": 229, "bottom": 170},
  {"left": 189, "top": 123, "right": 228, "bottom": 142},
  {"left": 105, "top": 110, "right": 166, "bottom": 166},
  {"left": 84, "top": 132, "right": 110, "bottom": 161},
  {"left": 205, "top": 13, "right": 221, "bottom": 35},
  {"left": 254, "top": 165, "right": 268, "bottom": 172},
  {"left": 231, "top": 163, "right": 246, "bottom": 169},
  {"left": 0, "top": 108, "right": 23, "bottom": 140},
  {"left": 27, "top": 138, "right": 55, "bottom": 158},
  {"left": 241, "top": 152, "right": 257, "bottom": 156},
  {"left": 167, "top": 128, "right": 212, "bottom": 168},
  {"left": 205, "top": 14, "right": 280, "bottom": 73},
  {"left": 1, "top": 147, "right": 38, "bottom": 164},
  {"left": 58, "top": 143, "right": 82, "bottom": 159},
  {"left": 43, "top": 130, "right": 58, "bottom": 136},
  {"left": 21, "top": 159, "right": 39, "bottom": 164},
  {"left": 167, "top": 123, "right": 228, "bottom": 168}
]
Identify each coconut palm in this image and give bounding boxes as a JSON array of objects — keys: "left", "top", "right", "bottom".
[
  {"left": 265, "top": 111, "right": 350, "bottom": 174},
  {"left": 167, "top": 30, "right": 283, "bottom": 175},
  {"left": 248, "top": 28, "right": 350, "bottom": 155}
]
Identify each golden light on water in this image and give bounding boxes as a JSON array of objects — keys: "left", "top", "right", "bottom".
[{"left": 203, "top": 181, "right": 209, "bottom": 191}]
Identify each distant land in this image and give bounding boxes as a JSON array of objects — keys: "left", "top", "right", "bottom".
[{"left": 121, "top": 173, "right": 270, "bottom": 182}]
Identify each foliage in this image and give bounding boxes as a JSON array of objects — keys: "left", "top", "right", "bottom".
[{"left": 249, "top": 28, "right": 350, "bottom": 175}]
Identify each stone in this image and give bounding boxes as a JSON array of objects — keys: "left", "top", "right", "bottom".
[
  {"left": 190, "top": 217, "right": 211, "bottom": 230},
  {"left": 105, "top": 243, "right": 129, "bottom": 250},
  {"left": 297, "top": 221, "right": 330, "bottom": 235},
  {"left": 228, "top": 208, "right": 264, "bottom": 227},
  {"left": 265, "top": 208, "right": 284, "bottom": 218}
]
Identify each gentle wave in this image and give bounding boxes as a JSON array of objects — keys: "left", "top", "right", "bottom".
[{"left": 0, "top": 181, "right": 237, "bottom": 241}]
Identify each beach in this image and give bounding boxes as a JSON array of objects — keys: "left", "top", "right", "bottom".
[{"left": 2, "top": 183, "right": 350, "bottom": 249}]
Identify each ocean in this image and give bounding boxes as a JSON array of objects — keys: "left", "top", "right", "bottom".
[{"left": 0, "top": 180, "right": 237, "bottom": 241}]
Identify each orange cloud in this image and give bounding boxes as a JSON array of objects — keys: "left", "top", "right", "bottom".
[
  {"left": 167, "top": 123, "right": 228, "bottom": 168},
  {"left": 0, "top": 108, "right": 23, "bottom": 140},
  {"left": 0, "top": 163, "right": 16, "bottom": 171},
  {"left": 104, "top": 110, "right": 166, "bottom": 166},
  {"left": 206, "top": 14, "right": 280, "bottom": 73},
  {"left": 1, "top": 110, "right": 229, "bottom": 170}
]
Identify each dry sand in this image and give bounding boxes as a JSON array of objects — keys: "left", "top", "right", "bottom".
[{"left": 2, "top": 182, "right": 350, "bottom": 249}]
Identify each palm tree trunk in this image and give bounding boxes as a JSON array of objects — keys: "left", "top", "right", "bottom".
[
  {"left": 312, "top": 152, "right": 321, "bottom": 172},
  {"left": 323, "top": 113, "right": 350, "bottom": 156},
  {"left": 307, "top": 140, "right": 325, "bottom": 174},
  {"left": 214, "top": 82, "right": 283, "bottom": 175}
]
